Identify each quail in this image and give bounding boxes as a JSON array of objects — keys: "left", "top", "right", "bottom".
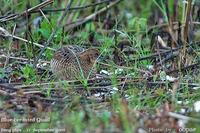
[{"left": 50, "top": 45, "right": 99, "bottom": 80}]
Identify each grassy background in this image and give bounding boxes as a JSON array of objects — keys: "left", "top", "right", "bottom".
[{"left": 0, "top": 0, "right": 200, "bottom": 132}]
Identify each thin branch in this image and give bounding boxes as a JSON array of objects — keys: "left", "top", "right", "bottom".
[
  {"left": 0, "top": 0, "right": 114, "bottom": 21},
  {"left": 0, "top": 27, "right": 55, "bottom": 51},
  {"left": 0, "top": 0, "right": 53, "bottom": 22},
  {"left": 64, "top": 0, "right": 122, "bottom": 31},
  {"left": 37, "top": 0, "right": 114, "bottom": 13},
  {"left": 0, "top": 54, "right": 50, "bottom": 64},
  {"left": 39, "top": 9, "right": 53, "bottom": 30},
  {"left": 168, "top": 112, "right": 200, "bottom": 122}
]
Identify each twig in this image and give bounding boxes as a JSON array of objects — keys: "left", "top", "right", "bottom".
[
  {"left": 66, "top": 0, "right": 82, "bottom": 25},
  {"left": 0, "top": 0, "right": 114, "bottom": 20},
  {"left": 147, "top": 81, "right": 200, "bottom": 88},
  {"left": 0, "top": 27, "right": 55, "bottom": 51},
  {"left": 125, "top": 41, "right": 200, "bottom": 63},
  {"left": 10, "top": 91, "right": 42, "bottom": 96},
  {"left": 0, "top": 84, "right": 18, "bottom": 92},
  {"left": 12, "top": 77, "right": 143, "bottom": 89},
  {"left": 156, "top": 36, "right": 166, "bottom": 71},
  {"left": 39, "top": 9, "right": 52, "bottom": 30},
  {"left": 166, "top": 61, "right": 200, "bottom": 74},
  {"left": 146, "top": 21, "right": 200, "bottom": 34},
  {"left": 156, "top": 50, "right": 179, "bottom": 66},
  {"left": 0, "top": 54, "right": 50, "bottom": 64},
  {"left": 168, "top": 112, "right": 200, "bottom": 122},
  {"left": 64, "top": 0, "right": 122, "bottom": 31},
  {"left": 0, "top": 0, "right": 53, "bottom": 22},
  {"left": 35, "top": 0, "right": 114, "bottom": 13}
]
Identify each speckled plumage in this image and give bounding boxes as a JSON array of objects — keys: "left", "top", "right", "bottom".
[{"left": 50, "top": 45, "right": 99, "bottom": 80}]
